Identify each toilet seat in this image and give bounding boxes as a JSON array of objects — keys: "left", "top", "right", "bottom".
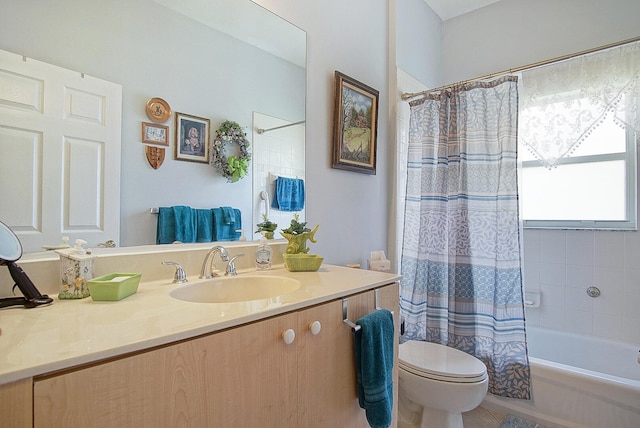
[{"left": 399, "top": 340, "right": 487, "bottom": 383}]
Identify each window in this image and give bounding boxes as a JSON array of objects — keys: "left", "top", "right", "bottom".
[
  {"left": 520, "top": 105, "right": 637, "bottom": 230},
  {"left": 517, "top": 41, "right": 640, "bottom": 230}
]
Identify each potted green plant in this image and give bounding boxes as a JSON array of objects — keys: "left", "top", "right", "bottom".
[
  {"left": 280, "top": 214, "right": 319, "bottom": 254},
  {"left": 255, "top": 214, "right": 277, "bottom": 239}
]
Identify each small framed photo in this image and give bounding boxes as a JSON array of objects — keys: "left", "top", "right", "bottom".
[
  {"left": 332, "top": 71, "right": 379, "bottom": 175},
  {"left": 175, "top": 112, "right": 210, "bottom": 163},
  {"left": 141, "top": 122, "right": 169, "bottom": 146}
]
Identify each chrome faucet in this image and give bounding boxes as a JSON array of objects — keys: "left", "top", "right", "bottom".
[
  {"left": 225, "top": 254, "right": 245, "bottom": 276},
  {"left": 200, "top": 246, "right": 230, "bottom": 279}
]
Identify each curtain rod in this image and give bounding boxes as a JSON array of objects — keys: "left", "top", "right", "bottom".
[
  {"left": 257, "top": 120, "right": 305, "bottom": 134},
  {"left": 401, "top": 35, "right": 640, "bottom": 101}
]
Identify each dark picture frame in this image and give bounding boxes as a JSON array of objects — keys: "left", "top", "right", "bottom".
[
  {"left": 175, "top": 112, "right": 210, "bottom": 163},
  {"left": 332, "top": 71, "right": 379, "bottom": 174},
  {"left": 141, "top": 122, "right": 169, "bottom": 146}
]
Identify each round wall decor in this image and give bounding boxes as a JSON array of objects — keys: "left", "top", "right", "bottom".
[
  {"left": 145, "top": 97, "right": 171, "bottom": 123},
  {"left": 211, "top": 120, "right": 251, "bottom": 183}
]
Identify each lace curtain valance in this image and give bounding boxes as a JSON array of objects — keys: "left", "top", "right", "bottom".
[{"left": 520, "top": 40, "right": 640, "bottom": 168}]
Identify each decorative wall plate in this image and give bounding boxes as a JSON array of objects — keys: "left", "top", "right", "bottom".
[
  {"left": 145, "top": 146, "right": 165, "bottom": 169},
  {"left": 145, "top": 97, "right": 171, "bottom": 123}
]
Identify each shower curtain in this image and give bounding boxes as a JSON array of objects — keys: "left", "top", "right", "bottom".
[{"left": 400, "top": 76, "right": 531, "bottom": 399}]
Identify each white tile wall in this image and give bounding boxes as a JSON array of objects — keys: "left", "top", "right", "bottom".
[
  {"left": 523, "top": 228, "right": 640, "bottom": 345},
  {"left": 252, "top": 112, "right": 305, "bottom": 241}
]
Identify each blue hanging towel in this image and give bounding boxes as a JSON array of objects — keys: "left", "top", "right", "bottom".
[
  {"left": 156, "top": 206, "right": 197, "bottom": 244},
  {"left": 156, "top": 207, "right": 175, "bottom": 244},
  {"left": 220, "top": 206, "right": 235, "bottom": 224},
  {"left": 354, "top": 309, "right": 394, "bottom": 428},
  {"left": 196, "top": 209, "right": 214, "bottom": 242},
  {"left": 271, "top": 177, "right": 305, "bottom": 211},
  {"left": 212, "top": 208, "right": 242, "bottom": 241},
  {"left": 172, "top": 205, "right": 197, "bottom": 243}
]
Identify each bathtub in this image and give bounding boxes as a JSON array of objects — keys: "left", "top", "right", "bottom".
[{"left": 481, "top": 326, "right": 640, "bottom": 428}]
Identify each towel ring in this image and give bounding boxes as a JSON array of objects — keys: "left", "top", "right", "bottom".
[{"left": 343, "top": 289, "right": 385, "bottom": 331}]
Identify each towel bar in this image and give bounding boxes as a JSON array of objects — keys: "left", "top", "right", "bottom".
[
  {"left": 343, "top": 289, "right": 386, "bottom": 331},
  {"left": 343, "top": 298, "right": 360, "bottom": 331},
  {"left": 268, "top": 172, "right": 301, "bottom": 184}
]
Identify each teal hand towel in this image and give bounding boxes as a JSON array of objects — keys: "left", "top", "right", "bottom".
[
  {"left": 213, "top": 208, "right": 242, "bottom": 241},
  {"left": 196, "top": 209, "right": 213, "bottom": 242},
  {"left": 272, "top": 177, "right": 305, "bottom": 211},
  {"left": 354, "top": 309, "right": 394, "bottom": 428},
  {"left": 156, "top": 207, "right": 175, "bottom": 244},
  {"left": 172, "top": 205, "right": 197, "bottom": 243},
  {"left": 156, "top": 206, "right": 197, "bottom": 244},
  {"left": 221, "top": 206, "right": 235, "bottom": 224}
]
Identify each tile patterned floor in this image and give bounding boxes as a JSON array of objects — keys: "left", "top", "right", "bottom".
[{"left": 462, "top": 406, "right": 508, "bottom": 428}]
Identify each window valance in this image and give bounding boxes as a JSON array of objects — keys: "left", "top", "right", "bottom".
[{"left": 520, "top": 41, "right": 640, "bottom": 168}]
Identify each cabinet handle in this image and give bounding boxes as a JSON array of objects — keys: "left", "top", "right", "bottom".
[
  {"left": 309, "top": 321, "right": 322, "bottom": 335},
  {"left": 282, "top": 328, "right": 296, "bottom": 345}
]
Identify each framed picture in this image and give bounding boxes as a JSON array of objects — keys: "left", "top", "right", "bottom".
[
  {"left": 332, "top": 71, "right": 379, "bottom": 174},
  {"left": 141, "top": 122, "right": 169, "bottom": 146},
  {"left": 175, "top": 112, "right": 210, "bottom": 163}
]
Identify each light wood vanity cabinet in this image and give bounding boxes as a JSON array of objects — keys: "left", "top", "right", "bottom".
[
  {"left": 0, "top": 378, "right": 31, "bottom": 427},
  {"left": 32, "top": 283, "right": 399, "bottom": 428}
]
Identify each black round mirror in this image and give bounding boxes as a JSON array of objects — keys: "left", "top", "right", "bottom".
[
  {"left": 0, "top": 221, "right": 22, "bottom": 263},
  {"left": 0, "top": 221, "right": 52, "bottom": 308}
]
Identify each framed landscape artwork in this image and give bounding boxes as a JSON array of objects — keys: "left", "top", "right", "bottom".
[{"left": 332, "top": 71, "right": 379, "bottom": 174}]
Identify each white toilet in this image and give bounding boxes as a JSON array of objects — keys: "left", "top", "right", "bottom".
[{"left": 398, "top": 340, "right": 488, "bottom": 428}]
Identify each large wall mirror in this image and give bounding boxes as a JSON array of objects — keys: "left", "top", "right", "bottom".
[{"left": 0, "top": 0, "right": 306, "bottom": 254}]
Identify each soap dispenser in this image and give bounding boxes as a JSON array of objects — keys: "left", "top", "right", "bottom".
[{"left": 255, "top": 233, "right": 272, "bottom": 270}]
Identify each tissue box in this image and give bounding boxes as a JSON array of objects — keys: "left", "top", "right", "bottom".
[
  {"left": 368, "top": 259, "right": 391, "bottom": 272},
  {"left": 368, "top": 250, "right": 391, "bottom": 272},
  {"left": 57, "top": 250, "right": 95, "bottom": 299},
  {"left": 87, "top": 273, "right": 141, "bottom": 301}
]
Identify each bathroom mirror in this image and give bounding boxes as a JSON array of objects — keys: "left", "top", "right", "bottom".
[{"left": 0, "top": 0, "right": 306, "bottom": 253}]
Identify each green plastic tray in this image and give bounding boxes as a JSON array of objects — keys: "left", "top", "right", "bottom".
[{"left": 87, "top": 273, "right": 141, "bottom": 301}]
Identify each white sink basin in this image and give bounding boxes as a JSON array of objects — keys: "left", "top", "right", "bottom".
[{"left": 169, "top": 275, "right": 301, "bottom": 303}]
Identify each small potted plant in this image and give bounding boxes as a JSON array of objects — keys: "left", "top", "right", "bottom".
[
  {"left": 256, "top": 214, "right": 277, "bottom": 239},
  {"left": 280, "top": 214, "right": 319, "bottom": 255},
  {"left": 280, "top": 214, "right": 322, "bottom": 271}
]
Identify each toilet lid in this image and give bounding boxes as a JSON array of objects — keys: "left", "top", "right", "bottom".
[{"left": 399, "top": 341, "right": 487, "bottom": 383}]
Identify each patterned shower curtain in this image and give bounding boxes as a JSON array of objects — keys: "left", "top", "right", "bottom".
[{"left": 400, "top": 76, "right": 531, "bottom": 399}]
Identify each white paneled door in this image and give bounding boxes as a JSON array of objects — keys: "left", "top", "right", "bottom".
[{"left": 0, "top": 49, "right": 122, "bottom": 252}]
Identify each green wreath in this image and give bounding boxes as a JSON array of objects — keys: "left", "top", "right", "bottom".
[{"left": 210, "top": 120, "right": 251, "bottom": 183}]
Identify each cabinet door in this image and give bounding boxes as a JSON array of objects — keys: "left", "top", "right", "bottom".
[
  {"left": 297, "top": 283, "right": 399, "bottom": 428},
  {"left": 34, "top": 311, "right": 298, "bottom": 428},
  {"left": 1, "top": 378, "right": 32, "bottom": 428}
]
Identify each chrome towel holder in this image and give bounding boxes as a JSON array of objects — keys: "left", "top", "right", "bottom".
[{"left": 343, "top": 288, "right": 385, "bottom": 332}]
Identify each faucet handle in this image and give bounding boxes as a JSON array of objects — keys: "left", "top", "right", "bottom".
[
  {"left": 225, "top": 254, "right": 245, "bottom": 276},
  {"left": 162, "top": 261, "right": 188, "bottom": 283}
]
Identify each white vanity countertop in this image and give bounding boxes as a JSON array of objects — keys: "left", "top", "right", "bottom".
[{"left": 0, "top": 264, "right": 400, "bottom": 385}]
